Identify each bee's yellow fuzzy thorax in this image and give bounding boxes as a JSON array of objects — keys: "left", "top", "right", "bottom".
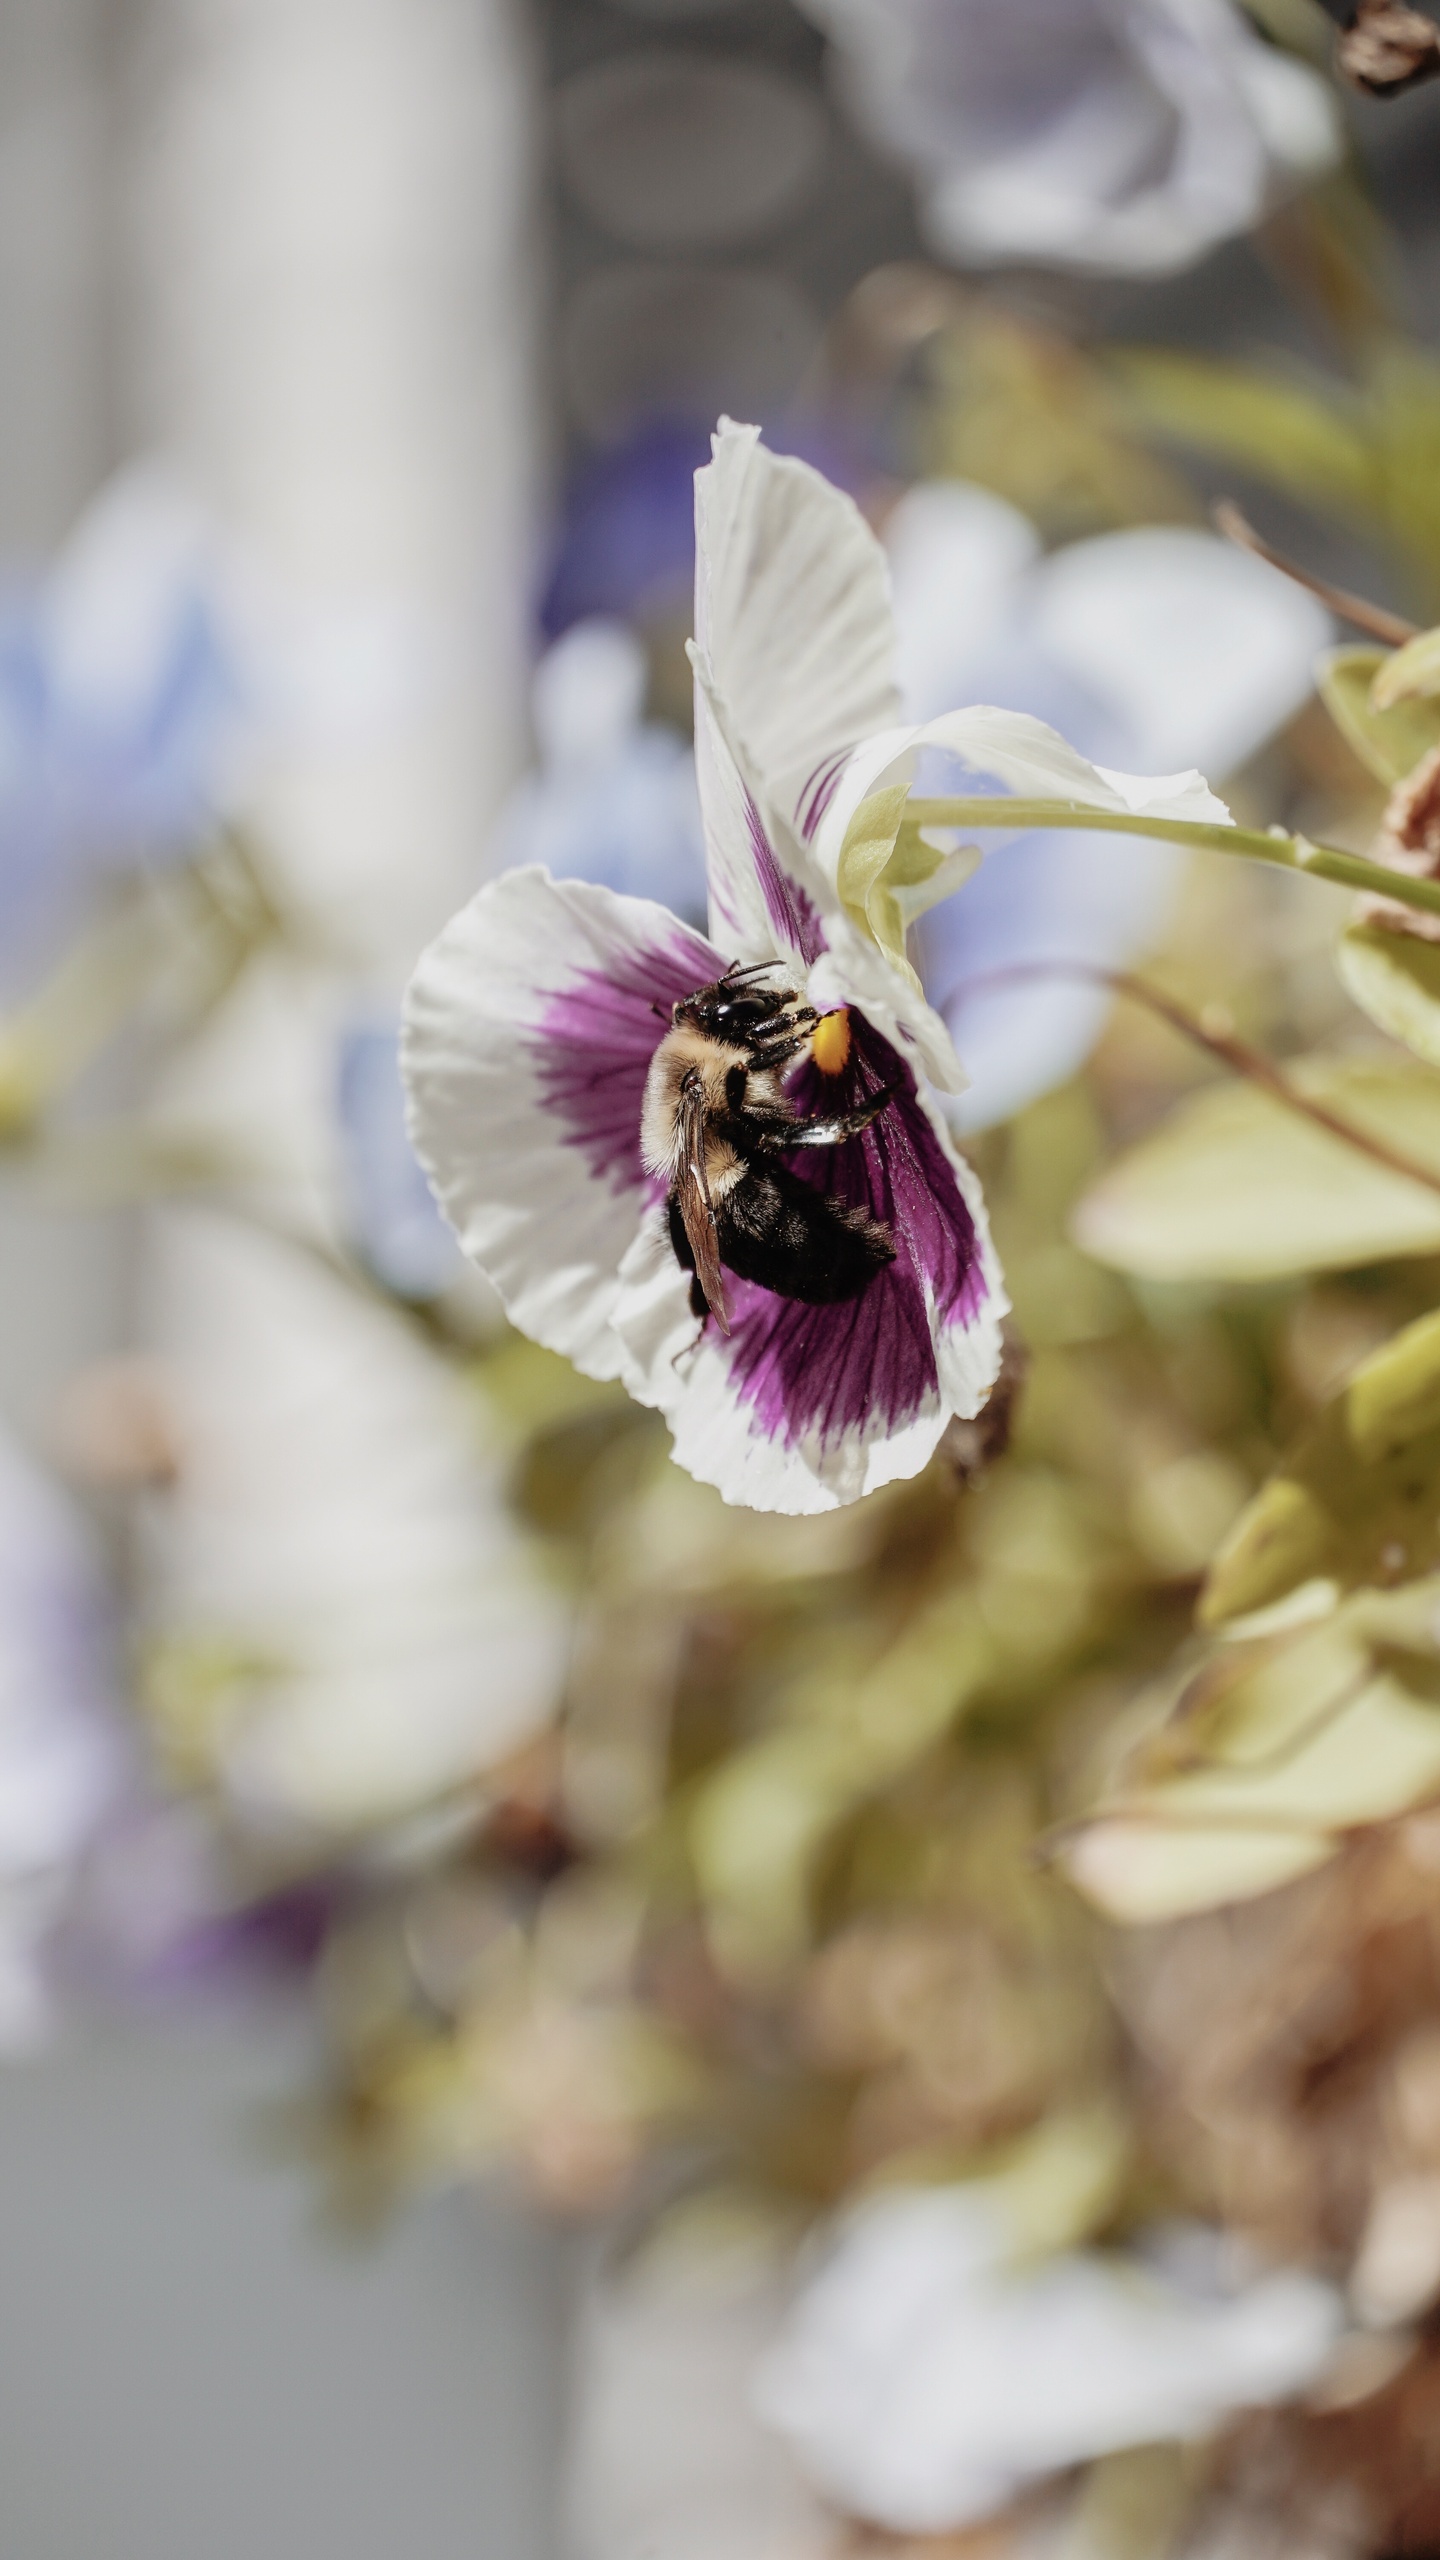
[{"left": 810, "top": 1009, "right": 852, "bottom": 1075}]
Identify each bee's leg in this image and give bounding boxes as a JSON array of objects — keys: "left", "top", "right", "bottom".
[
  {"left": 750, "top": 1021, "right": 818, "bottom": 1071},
  {"left": 672, "top": 1295, "right": 709, "bottom": 1368},
  {"left": 768, "top": 1081, "right": 901, "bottom": 1150}
]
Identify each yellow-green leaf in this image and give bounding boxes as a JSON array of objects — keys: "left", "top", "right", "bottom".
[
  {"left": 1111, "top": 352, "right": 1376, "bottom": 523},
  {"left": 1066, "top": 1592, "right": 1440, "bottom": 1922},
  {"left": 1339, "top": 924, "right": 1440, "bottom": 1066},
  {"left": 689, "top": 1590, "right": 993, "bottom": 1975},
  {"left": 835, "top": 784, "right": 914, "bottom": 983},
  {"left": 1064, "top": 1813, "right": 1331, "bottom": 1924},
  {"left": 1072, "top": 1056, "right": 1440, "bottom": 1282},
  {"left": 1202, "top": 1310, "right": 1440, "bottom": 1624},
  {"left": 1318, "top": 646, "right": 1440, "bottom": 787},
  {"left": 1374, "top": 625, "right": 1440, "bottom": 708},
  {"left": 986, "top": 2105, "right": 1132, "bottom": 2260}
]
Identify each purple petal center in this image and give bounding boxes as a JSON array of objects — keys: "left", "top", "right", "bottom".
[
  {"left": 723, "top": 1013, "right": 988, "bottom": 1450},
  {"left": 533, "top": 925, "right": 990, "bottom": 1459},
  {"left": 532, "top": 921, "right": 724, "bottom": 1195}
]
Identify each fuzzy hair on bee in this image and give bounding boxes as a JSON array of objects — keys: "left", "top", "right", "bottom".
[{"left": 640, "top": 965, "right": 898, "bottom": 1335}]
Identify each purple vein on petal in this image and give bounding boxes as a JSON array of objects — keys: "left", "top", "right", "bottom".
[
  {"left": 532, "top": 923, "right": 723, "bottom": 1197},
  {"left": 722, "top": 1012, "right": 988, "bottom": 1450},
  {"left": 745, "top": 791, "right": 826, "bottom": 967},
  {"left": 795, "top": 747, "right": 851, "bottom": 847}
]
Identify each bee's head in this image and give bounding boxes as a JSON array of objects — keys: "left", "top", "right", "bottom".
[{"left": 675, "top": 965, "right": 793, "bottom": 1041}]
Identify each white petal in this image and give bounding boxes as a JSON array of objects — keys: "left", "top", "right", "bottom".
[
  {"left": 924, "top": 707, "right": 1232, "bottom": 824},
  {"left": 692, "top": 673, "right": 821, "bottom": 969},
  {"left": 145, "top": 1214, "right": 569, "bottom": 1836},
  {"left": 810, "top": 706, "right": 1231, "bottom": 895},
  {"left": 695, "top": 420, "right": 901, "bottom": 853},
  {"left": 403, "top": 867, "right": 723, "bottom": 1380}
]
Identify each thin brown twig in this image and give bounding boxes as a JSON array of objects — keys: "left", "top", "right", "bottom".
[
  {"left": 949, "top": 958, "right": 1440, "bottom": 1202},
  {"left": 1212, "top": 498, "right": 1420, "bottom": 649}
]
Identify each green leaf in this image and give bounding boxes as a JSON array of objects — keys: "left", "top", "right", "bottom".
[
  {"left": 1318, "top": 646, "right": 1440, "bottom": 787},
  {"left": 1121, "top": 1667, "right": 1440, "bottom": 1834},
  {"left": 1072, "top": 1056, "right": 1440, "bottom": 1282},
  {"left": 1339, "top": 924, "right": 1440, "bottom": 1066},
  {"left": 985, "top": 2106, "right": 1132, "bottom": 2260},
  {"left": 1374, "top": 625, "right": 1440, "bottom": 707},
  {"left": 1065, "top": 1591, "right": 1440, "bottom": 1921},
  {"left": 689, "top": 1590, "right": 994, "bottom": 1975},
  {"left": 1064, "top": 1814, "right": 1332, "bottom": 1924},
  {"left": 1202, "top": 1308, "right": 1440, "bottom": 1624},
  {"left": 1111, "top": 352, "right": 1377, "bottom": 525}
]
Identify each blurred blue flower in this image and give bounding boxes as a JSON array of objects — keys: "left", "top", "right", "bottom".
[
  {"left": 540, "top": 421, "right": 871, "bottom": 643},
  {"left": 885, "top": 482, "right": 1332, "bottom": 1129},
  {"left": 800, "top": 0, "right": 1339, "bottom": 277},
  {"left": 66, "top": 1794, "right": 339, "bottom": 2008},
  {"left": 338, "top": 1024, "right": 463, "bottom": 1301},
  {"left": 541, "top": 423, "right": 710, "bottom": 641},
  {"left": 0, "top": 467, "right": 247, "bottom": 979},
  {"left": 495, "top": 619, "right": 708, "bottom": 924}
]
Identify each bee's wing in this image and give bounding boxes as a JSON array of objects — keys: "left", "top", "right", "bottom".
[{"left": 675, "top": 1079, "right": 731, "bottom": 1336}]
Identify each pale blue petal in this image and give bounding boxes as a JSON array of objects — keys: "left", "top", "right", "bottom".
[{"left": 337, "top": 1026, "right": 463, "bottom": 1301}]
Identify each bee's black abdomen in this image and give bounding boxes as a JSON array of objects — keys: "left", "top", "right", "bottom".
[{"left": 716, "top": 1163, "right": 894, "bottom": 1305}]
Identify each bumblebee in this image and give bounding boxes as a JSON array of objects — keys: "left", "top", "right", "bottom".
[{"left": 640, "top": 964, "right": 897, "bottom": 1333}]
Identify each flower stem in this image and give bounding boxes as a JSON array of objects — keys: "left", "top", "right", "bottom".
[
  {"left": 1211, "top": 499, "right": 1419, "bottom": 647},
  {"left": 899, "top": 801, "right": 1440, "bottom": 922},
  {"left": 949, "top": 959, "right": 1440, "bottom": 1202}
]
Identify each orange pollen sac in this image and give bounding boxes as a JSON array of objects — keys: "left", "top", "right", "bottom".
[{"left": 811, "top": 1008, "right": 852, "bottom": 1075}]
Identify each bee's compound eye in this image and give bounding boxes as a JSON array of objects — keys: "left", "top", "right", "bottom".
[{"left": 725, "top": 1063, "right": 747, "bottom": 1111}]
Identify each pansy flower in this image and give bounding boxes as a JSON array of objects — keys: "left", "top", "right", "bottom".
[{"left": 403, "top": 422, "right": 1227, "bottom": 1515}]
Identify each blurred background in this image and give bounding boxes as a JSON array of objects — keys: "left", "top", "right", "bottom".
[{"left": 3, "top": 2, "right": 1440, "bottom": 2555}]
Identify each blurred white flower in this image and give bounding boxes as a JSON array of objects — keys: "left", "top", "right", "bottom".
[
  {"left": 754, "top": 2184, "right": 1343, "bottom": 2535},
  {"left": 568, "top": 2226, "right": 833, "bottom": 2560},
  {"left": 143, "top": 1217, "right": 569, "bottom": 1841},
  {"left": 887, "top": 481, "right": 1331, "bottom": 1129},
  {"left": 800, "top": 0, "right": 1340, "bottom": 275},
  {"left": 494, "top": 617, "right": 709, "bottom": 923},
  {"left": 0, "top": 1429, "right": 123, "bottom": 2046}
]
